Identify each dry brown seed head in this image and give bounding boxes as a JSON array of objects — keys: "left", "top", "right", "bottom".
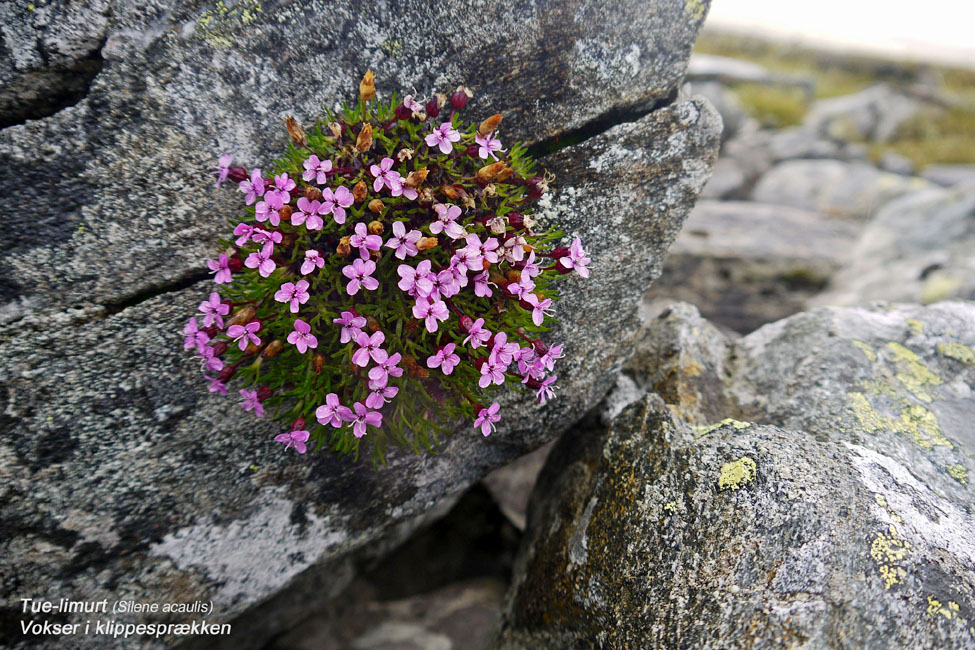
[
  {"left": 279, "top": 205, "right": 293, "bottom": 222},
  {"left": 368, "top": 220, "right": 384, "bottom": 235},
  {"left": 476, "top": 161, "right": 505, "bottom": 183},
  {"left": 368, "top": 199, "right": 385, "bottom": 214},
  {"left": 261, "top": 340, "right": 284, "bottom": 359},
  {"left": 312, "top": 353, "right": 325, "bottom": 375},
  {"left": 417, "top": 236, "right": 439, "bottom": 251},
  {"left": 285, "top": 116, "right": 308, "bottom": 148},
  {"left": 226, "top": 305, "right": 256, "bottom": 328},
  {"left": 353, "top": 180, "right": 368, "bottom": 203},
  {"left": 478, "top": 113, "right": 503, "bottom": 136},
  {"left": 506, "top": 269, "right": 522, "bottom": 284},
  {"left": 356, "top": 123, "right": 373, "bottom": 152},
  {"left": 359, "top": 70, "right": 376, "bottom": 101},
  {"left": 304, "top": 185, "right": 322, "bottom": 201},
  {"left": 496, "top": 166, "right": 515, "bottom": 182},
  {"left": 405, "top": 168, "right": 428, "bottom": 187},
  {"left": 366, "top": 316, "right": 381, "bottom": 332},
  {"left": 337, "top": 238, "right": 351, "bottom": 257}
]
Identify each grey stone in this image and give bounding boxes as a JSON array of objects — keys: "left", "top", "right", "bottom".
[
  {"left": 922, "top": 164, "right": 975, "bottom": 188},
  {"left": 647, "top": 200, "right": 860, "bottom": 333},
  {"left": 813, "top": 184, "right": 975, "bottom": 307},
  {"left": 686, "top": 53, "right": 770, "bottom": 83},
  {"left": 482, "top": 441, "right": 555, "bottom": 531},
  {"left": 0, "top": 90, "right": 721, "bottom": 650},
  {"left": 497, "top": 301, "right": 975, "bottom": 649},
  {"left": 686, "top": 81, "right": 748, "bottom": 143},
  {"left": 0, "top": 0, "right": 710, "bottom": 312},
  {"left": 879, "top": 151, "right": 917, "bottom": 176},
  {"left": 803, "top": 84, "right": 926, "bottom": 143},
  {"left": 699, "top": 157, "right": 747, "bottom": 199},
  {"left": 751, "top": 159, "right": 933, "bottom": 219},
  {"left": 763, "top": 127, "right": 842, "bottom": 161}
]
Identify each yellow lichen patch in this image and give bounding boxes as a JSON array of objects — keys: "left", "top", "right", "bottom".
[
  {"left": 922, "top": 274, "right": 962, "bottom": 304},
  {"left": 886, "top": 342, "right": 942, "bottom": 402},
  {"left": 852, "top": 340, "right": 877, "bottom": 362},
  {"left": 696, "top": 418, "right": 751, "bottom": 438},
  {"left": 871, "top": 524, "right": 911, "bottom": 589},
  {"left": 848, "top": 391, "right": 952, "bottom": 450},
  {"left": 947, "top": 464, "right": 969, "bottom": 485},
  {"left": 907, "top": 319, "right": 925, "bottom": 334},
  {"left": 663, "top": 501, "right": 678, "bottom": 514},
  {"left": 718, "top": 457, "right": 757, "bottom": 491},
  {"left": 684, "top": 0, "right": 707, "bottom": 21},
  {"left": 938, "top": 342, "right": 975, "bottom": 365},
  {"left": 928, "top": 596, "right": 961, "bottom": 620},
  {"left": 197, "top": 0, "right": 263, "bottom": 48},
  {"left": 874, "top": 494, "right": 888, "bottom": 508}
]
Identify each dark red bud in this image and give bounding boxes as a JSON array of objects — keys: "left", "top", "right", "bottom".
[
  {"left": 394, "top": 104, "right": 412, "bottom": 120},
  {"left": 508, "top": 212, "right": 525, "bottom": 230},
  {"left": 525, "top": 377, "right": 542, "bottom": 389},
  {"left": 256, "top": 385, "right": 273, "bottom": 401},
  {"left": 227, "top": 166, "right": 249, "bottom": 183},
  {"left": 527, "top": 176, "right": 546, "bottom": 200},
  {"left": 228, "top": 257, "right": 243, "bottom": 272},
  {"left": 466, "top": 144, "right": 479, "bottom": 158},
  {"left": 449, "top": 89, "right": 469, "bottom": 110},
  {"left": 291, "top": 417, "right": 306, "bottom": 431},
  {"left": 425, "top": 97, "right": 441, "bottom": 118},
  {"left": 203, "top": 325, "right": 219, "bottom": 337},
  {"left": 474, "top": 357, "right": 487, "bottom": 371},
  {"left": 459, "top": 315, "right": 474, "bottom": 333},
  {"left": 550, "top": 246, "right": 570, "bottom": 259},
  {"left": 211, "top": 341, "right": 229, "bottom": 357},
  {"left": 519, "top": 298, "right": 532, "bottom": 310},
  {"left": 533, "top": 339, "right": 549, "bottom": 355},
  {"left": 221, "top": 299, "right": 233, "bottom": 309},
  {"left": 217, "top": 366, "right": 236, "bottom": 382}
]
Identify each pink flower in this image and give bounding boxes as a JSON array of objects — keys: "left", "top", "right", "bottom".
[
  {"left": 199, "top": 292, "right": 229, "bottom": 328},
  {"left": 463, "top": 318, "right": 491, "bottom": 348},
  {"left": 366, "top": 385, "right": 399, "bottom": 410},
  {"left": 347, "top": 401, "right": 383, "bottom": 438},
  {"left": 333, "top": 311, "right": 366, "bottom": 344},
  {"left": 516, "top": 347, "right": 543, "bottom": 379},
  {"left": 274, "top": 280, "right": 310, "bottom": 314},
  {"left": 255, "top": 200, "right": 280, "bottom": 226},
  {"left": 244, "top": 242, "right": 276, "bottom": 277},
  {"left": 475, "top": 132, "right": 504, "bottom": 160},
  {"left": 208, "top": 254, "right": 232, "bottom": 284},
  {"left": 199, "top": 346, "right": 224, "bottom": 372},
  {"left": 293, "top": 197, "right": 325, "bottom": 231},
  {"left": 558, "top": 238, "right": 591, "bottom": 278},
  {"left": 370, "top": 158, "right": 402, "bottom": 193},
  {"left": 473, "top": 271, "right": 494, "bottom": 298},
  {"left": 233, "top": 222, "right": 255, "bottom": 246},
  {"left": 433, "top": 269, "right": 461, "bottom": 299},
  {"left": 265, "top": 173, "right": 296, "bottom": 209},
  {"left": 227, "top": 320, "right": 261, "bottom": 351},
  {"left": 478, "top": 235, "right": 501, "bottom": 265},
  {"left": 302, "top": 154, "right": 333, "bottom": 184},
  {"left": 427, "top": 343, "right": 460, "bottom": 375},
  {"left": 503, "top": 235, "right": 527, "bottom": 263},
  {"left": 183, "top": 317, "right": 210, "bottom": 352},
  {"left": 204, "top": 375, "right": 228, "bottom": 395},
  {"left": 353, "top": 331, "right": 388, "bottom": 367},
  {"left": 478, "top": 353, "right": 507, "bottom": 388},
  {"left": 321, "top": 186, "right": 354, "bottom": 224},
  {"left": 397, "top": 260, "right": 434, "bottom": 297},
  {"left": 390, "top": 183, "right": 418, "bottom": 200},
  {"left": 540, "top": 344, "right": 564, "bottom": 372},
  {"left": 367, "top": 352, "right": 403, "bottom": 387},
  {"left": 425, "top": 122, "right": 461, "bottom": 154},
  {"left": 412, "top": 297, "right": 449, "bottom": 333},
  {"left": 251, "top": 228, "right": 282, "bottom": 245},
  {"left": 535, "top": 375, "right": 557, "bottom": 404},
  {"left": 240, "top": 389, "right": 265, "bottom": 417},
  {"left": 342, "top": 258, "right": 378, "bottom": 295},
  {"left": 474, "top": 402, "right": 501, "bottom": 437},
  {"left": 403, "top": 94, "right": 425, "bottom": 115},
  {"left": 508, "top": 275, "right": 535, "bottom": 299},
  {"left": 430, "top": 203, "right": 466, "bottom": 239},
  {"left": 316, "top": 393, "right": 352, "bottom": 428},
  {"left": 301, "top": 249, "right": 325, "bottom": 275},
  {"left": 385, "top": 221, "right": 422, "bottom": 259},
  {"left": 213, "top": 153, "right": 233, "bottom": 187},
  {"left": 524, "top": 293, "right": 554, "bottom": 326},
  {"left": 490, "top": 332, "right": 520, "bottom": 366},
  {"left": 522, "top": 250, "right": 541, "bottom": 278},
  {"left": 350, "top": 222, "right": 383, "bottom": 260},
  {"left": 287, "top": 318, "right": 318, "bottom": 353},
  {"left": 239, "top": 168, "right": 264, "bottom": 205},
  {"left": 274, "top": 429, "right": 310, "bottom": 454}
]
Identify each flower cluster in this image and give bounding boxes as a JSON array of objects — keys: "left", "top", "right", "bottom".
[{"left": 189, "top": 72, "right": 590, "bottom": 464}]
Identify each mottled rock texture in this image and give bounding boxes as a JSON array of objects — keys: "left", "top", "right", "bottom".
[
  {"left": 497, "top": 302, "right": 975, "bottom": 649},
  {"left": 0, "top": 1, "right": 719, "bottom": 648}
]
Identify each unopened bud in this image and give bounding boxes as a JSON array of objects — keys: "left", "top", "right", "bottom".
[
  {"left": 426, "top": 94, "right": 446, "bottom": 118},
  {"left": 417, "top": 236, "right": 438, "bottom": 251},
  {"left": 245, "top": 343, "right": 261, "bottom": 356},
  {"left": 227, "top": 166, "right": 249, "bottom": 183},
  {"left": 228, "top": 257, "right": 243, "bottom": 272},
  {"left": 279, "top": 204, "right": 293, "bottom": 222},
  {"left": 478, "top": 113, "right": 503, "bottom": 136},
  {"left": 203, "top": 325, "right": 219, "bottom": 337},
  {"left": 366, "top": 316, "right": 381, "bottom": 333},
  {"left": 211, "top": 341, "right": 229, "bottom": 357},
  {"left": 368, "top": 199, "right": 385, "bottom": 214},
  {"left": 476, "top": 161, "right": 505, "bottom": 183},
  {"left": 459, "top": 315, "right": 474, "bottom": 333},
  {"left": 353, "top": 180, "right": 368, "bottom": 203},
  {"left": 527, "top": 175, "right": 549, "bottom": 199},
  {"left": 304, "top": 186, "right": 322, "bottom": 201},
  {"left": 396, "top": 147, "right": 414, "bottom": 162},
  {"left": 226, "top": 305, "right": 256, "bottom": 328},
  {"left": 356, "top": 123, "right": 373, "bottom": 152},
  {"left": 466, "top": 144, "right": 480, "bottom": 158},
  {"left": 291, "top": 417, "right": 306, "bottom": 431},
  {"left": 285, "top": 116, "right": 308, "bottom": 148},
  {"left": 217, "top": 366, "right": 236, "bottom": 382},
  {"left": 449, "top": 85, "right": 472, "bottom": 110},
  {"left": 312, "top": 353, "right": 325, "bottom": 374},
  {"left": 368, "top": 220, "right": 384, "bottom": 235},
  {"left": 359, "top": 70, "right": 376, "bottom": 101},
  {"left": 508, "top": 212, "right": 525, "bottom": 230},
  {"left": 337, "top": 238, "right": 351, "bottom": 258},
  {"left": 405, "top": 168, "right": 428, "bottom": 187},
  {"left": 261, "top": 339, "right": 284, "bottom": 358},
  {"left": 256, "top": 385, "right": 273, "bottom": 401},
  {"left": 394, "top": 103, "right": 412, "bottom": 121},
  {"left": 532, "top": 339, "right": 549, "bottom": 355}
]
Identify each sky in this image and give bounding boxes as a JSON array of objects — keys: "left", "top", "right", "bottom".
[{"left": 707, "top": 0, "right": 975, "bottom": 68}]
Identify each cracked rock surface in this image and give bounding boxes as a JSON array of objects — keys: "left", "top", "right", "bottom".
[
  {"left": 0, "top": 1, "right": 719, "bottom": 648},
  {"left": 497, "top": 302, "right": 975, "bottom": 649}
]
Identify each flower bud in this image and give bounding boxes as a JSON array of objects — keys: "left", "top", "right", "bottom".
[
  {"left": 356, "top": 123, "right": 373, "bottom": 152},
  {"left": 312, "top": 353, "right": 326, "bottom": 375},
  {"left": 285, "top": 116, "right": 308, "bottom": 148},
  {"left": 279, "top": 204, "right": 293, "bottom": 222},
  {"left": 396, "top": 147, "right": 414, "bottom": 162},
  {"left": 359, "top": 70, "right": 376, "bottom": 101},
  {"left": 368, "top": 220, "right": 384, "bottom": 235},
  {"left": 226, "top": 305, "right": 256, "bottom": 328},
  {"left": 550, "top": 246, "right": 570, "bottom": 260},
  {"left": 291, "top": 417, "right": 306, "bottom": 431},
  {"left": 508, "top": 212, "right": 525, "bottom": 230},
  {"left": 527, "top": 175, "right": 549, "bottom": 199},
  {"left": 405, "top": 168, "right": 428, "bottom": 187},
  {"left": 261, "top": 339, "right": 284, "bottom": 358},
  {"left": 228, "top": 257, "right": 244, "bottom": 272},
  {"left": 353, "top": 180, "right": 368, "bottom": 203},
  {"left": 394, "top": 103, "right": 412, "bottom": 120},
  {"left": 466, "top": 144, "right": 479, "bottom": 158},
  {"left": 506, "top": 269, "right": 522, "bottom": 285},
  {"left": 304, "top": 185, "right": 322, "bottom": 201},
  {"left": 459, "top": 315, "right": 474, "bottom": 333},
  {"left": 256, "top": 385, "right": 273, "bottom": 401},
  {"left": 417, "top": 236, "right": 438, "bottom": 251},
  {"left": 337, "top": 237, "right": 351, "bottom": 258},
  {"left": 366, "top": 316, "right": 381, "bottom": 333},
  {"left": 449, "top": 85, "right": 472, "bottom": 110},
  {"left": 368, "top": 199, "right": 385, "bottom": 214},
  {"left": 478, "top": 113, "right": 503, "bottom": 136},
  {"left": 245, "top": 343, "right": 261, "bottom": 356},
  {"left": 533, "top": 339, "right": 549, "bottom": 355},
  {"left": 203, "top": 325, "right": 219, "bottom": 337},
  {"left": 426, "top": 94, "right": 446, "bottom": 118},
  {"left": 211, "top": 340, "right": 229, "bottom": 357},
  {"left": 227, "top": 166, "right": 249, "bottom": 183},
  {"left": 217, "top": 366, "right": 236, "bottom": 382},
  {"left": 476, "top": 161, "right": 505, "bottom": 183}
]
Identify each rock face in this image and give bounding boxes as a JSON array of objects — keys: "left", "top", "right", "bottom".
[
  {"left": 813, "top": 184, "right": 975, "bottom": 307},
  {"left": 0, "top": 1, "right": 720, "bottom": 647},
  {"left": 802, "top": 84, "right": 926, "bottom": 143},
  {"left": 497, "top": 302, "right": 975, "bottom": 649}
]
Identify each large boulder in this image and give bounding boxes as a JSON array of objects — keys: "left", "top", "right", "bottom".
[
  {"left": 497, "top": 302, "right": 975, "bottom": 649},
  {"left": 802, "top": 84, "right": 927, "bottom": 143},
  {"left": 0, "top": 1, "right": 721, "bottom": 647},
  {"left": 813, "top": 184, "right": 975, "bottom": 307}
]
